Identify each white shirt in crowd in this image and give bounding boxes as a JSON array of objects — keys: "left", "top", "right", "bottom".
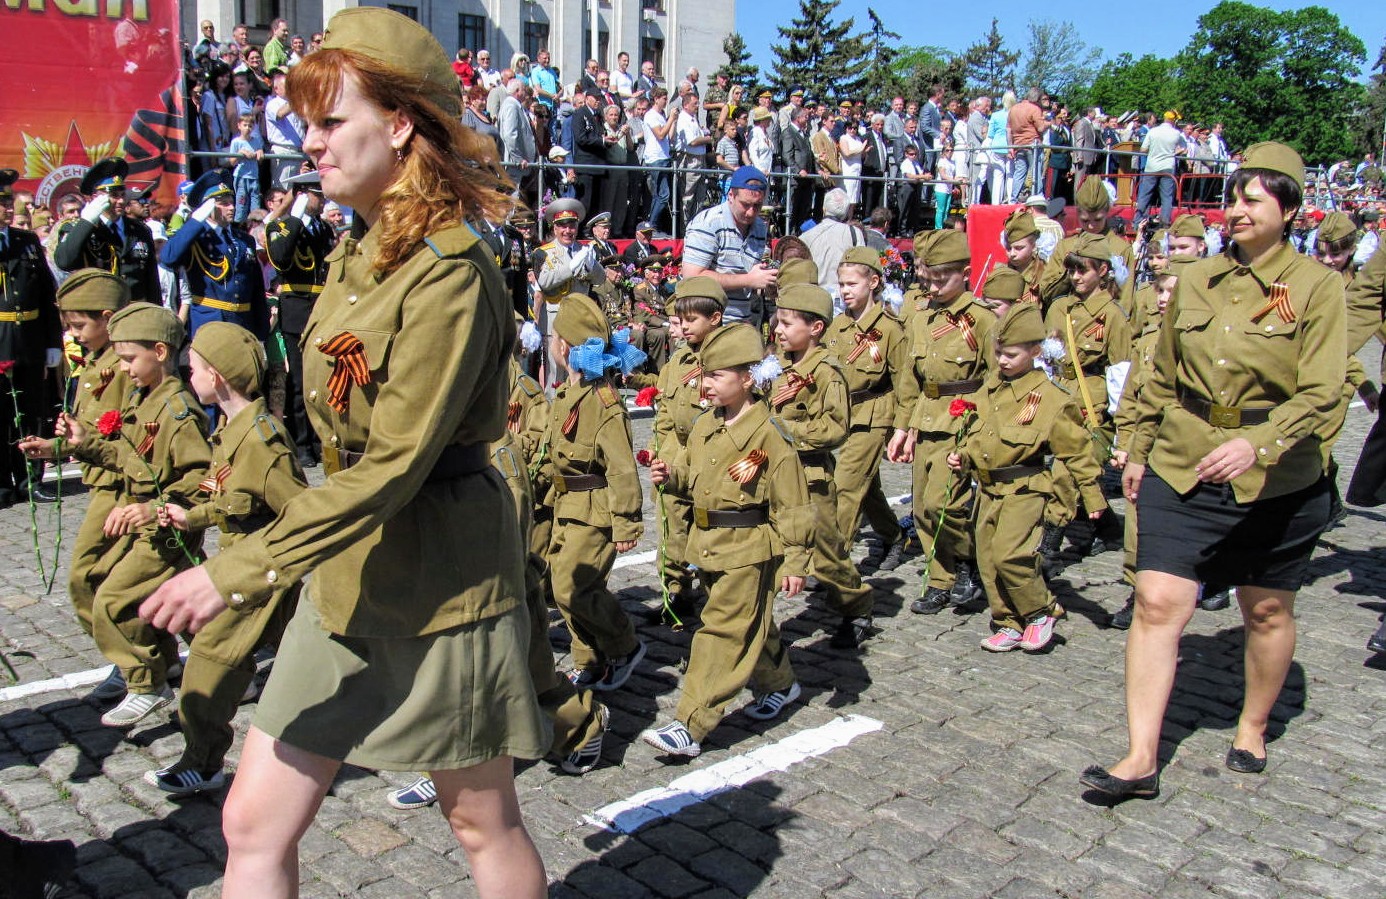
[{"left": 642, "top": 106, "right": 670, "bottom": 164}]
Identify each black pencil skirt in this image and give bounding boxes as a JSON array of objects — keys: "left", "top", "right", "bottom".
[{"left": 1136, "top": 470, "right": 1331, "bottom": 594}]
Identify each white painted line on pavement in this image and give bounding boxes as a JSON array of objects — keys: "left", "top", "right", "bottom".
[
  {"left": 584, "top": 714, "right": 884, "bottom": 834},
  {"left": 612, "top": 550, "right": 657, "bottom": 571},
  {"left": 0, "top": 666, "right": 112, "bottom": 702},
  {"left": 888, "top": 493, "right": 911, "bottom": 506}
]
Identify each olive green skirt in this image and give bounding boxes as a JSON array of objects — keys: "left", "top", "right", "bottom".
[{"left": 254, "top": 597, "right": 550, "bottom": 771}]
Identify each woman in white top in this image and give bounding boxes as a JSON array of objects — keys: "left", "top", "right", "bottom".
[
  {"left": 748, "top": 111, "right": 775, "bottom": 176},
  {"left": 839, "top": 119, "right": 865, "bottom": 213}
]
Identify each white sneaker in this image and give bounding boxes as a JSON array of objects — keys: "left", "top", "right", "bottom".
[
  {"left": 641, "top": 721, "right": 702, "bottom": 758},
  {"left": 101, "top": 686, "right": 175, "bottom": 728},
  {"left": 743, "top": 682, "right": 802, "bottom": 721},
  {"left": 386, "top": 776, "right": 438, "bottom": 810},
  {"left": 88, "top": 666, "right": 126, "bottom": 701}
]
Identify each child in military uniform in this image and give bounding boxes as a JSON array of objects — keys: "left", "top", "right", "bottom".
[
  {"left": 825, "top": 246, "right": 914, "bottom": 572},
  {"left": 770, "top": 282, "right": 875, "bottom": 648},
  {"left": 644, "top": 323, "right": 813, "bottom": 757},
  {"left": 19, "top": 271, "right": 133, "bottom": 699},
  {"left": 57, "top": 303, "right": 211, "bottom": 727},
  {"left": 143, "top": 322, "right": 306, "bottom": 794},
  {"left": 1043, "top": 231, "right": 1132, "bottom": 558},
  {"left": 652, "top": 276, "right": 727, "bottom": 624},
  {"left": 886, "top": 230, "right": 997, "bottom": 614},
  {"left": 948, "top": 303, "right": 1107, "bottom": 652},
  {"left": 1000, "top": 209, "right": 1046, "bottom": 310},
  {"left": 543, "top": 295, "right": 648, "bottom": 690}
]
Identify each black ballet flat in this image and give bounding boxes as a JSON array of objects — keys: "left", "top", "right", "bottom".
[
  {"left": 1225, "top": 747, "right": 1267, "bottom": 774},
  {"left": 1079, "top": 764, "right": 1160, "bottom": 799}
]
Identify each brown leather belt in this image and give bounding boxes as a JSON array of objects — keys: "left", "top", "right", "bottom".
[
  {"left": 694, "top": 506, "right": 769, "bottom": 528},
  {"left": 922, "top": 378, "right": 983, "bottom": 399},
  {"left": 321, "top": 442, "right": 491, "bottom": 481},
  {"left": 1178, "top": 391, "right": 1273, "bottom": 428},
  {"left": 850, "top": 385, "right": 892, "bottom": 405},
  {"left": 975, "top": 463, "right": 1047, "bottom": 486},
  {"left": 553, "top": 472, "right": 608, "bottom": 493}
]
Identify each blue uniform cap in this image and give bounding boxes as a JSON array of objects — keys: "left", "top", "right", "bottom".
[{"left": 189, "top": 169, "right": 234, "bottom": 206}]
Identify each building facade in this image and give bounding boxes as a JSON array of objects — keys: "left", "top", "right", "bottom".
[{"left": 183, "top": 0, "right": 736, "bottom": 95}]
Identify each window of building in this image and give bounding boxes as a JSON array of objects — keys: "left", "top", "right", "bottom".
[
  {"left": 387, "top": 4, "right": 419, "bottom": 22},
  {"left": 582, "top": 27, "right": 610, "bottom": 68},
  {"left": 523, "top": 22, "right": 550, "bottom": 61},
  {"left": 458, "top": 14, "right": 485, "bottom": 54},
  {"left": 240, "top": 0, "right": 280, "bottom": 29},
  {"left": 641, "top": 36, "right": 664, "bottom": 76},
  {"left": 641, "top": 0, "right": 661, "bottom": 10}
]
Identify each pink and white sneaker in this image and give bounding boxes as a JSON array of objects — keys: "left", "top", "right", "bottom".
[
  {"left": 980, "top": 627, "right": 1023, "bottom": 652},
  {"left": 1019, "top": 614, "right": 1056, "bottom": 651}
]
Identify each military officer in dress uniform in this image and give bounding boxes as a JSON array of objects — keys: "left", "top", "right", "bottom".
[
  {"left": 587, "top": 211, "right": 619, "bottom": 261},
  {"left": 266, "top": 170, "right": 333, "bottom": 467},
  {"left": 53, "top": 159, "right": 161, "bottom": 303},
  {"left": 159, "top": 170, "right": 270, "bottom": 343},
  {"left": 0, "top": 168, "right": 62, "bottom": 505},
  {"left": 532, "top": 198, "right": 605, "bottom": 385}
]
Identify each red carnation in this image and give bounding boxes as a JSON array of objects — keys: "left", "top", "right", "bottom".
[
  {"left": 634, "top": 386, "right": 660, "bottom": 407},
  {"left": 0, "top": 360, "right": 14, "bottom": 376},
  {"left": 948, "top": 398, "right": 978, "bottom": 417},
  {"left": 635, "top": 449, "right": 652, "bottom": 467},
  {"left": 97, "top": 410, "right": 123, "bottom": 437}
]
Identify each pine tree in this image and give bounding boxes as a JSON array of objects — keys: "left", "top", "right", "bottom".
[
  {"left": 718, "top": 33, "right": 760, "bottom": 91},
  {"left": 963, "top": 18, "right": 1019, "bottom": 99},
  {"left": 768, "top": 0, "right": 869, "bottom": 104},
  {"left": 1352, "top": 37, "right": 1386, "bottom": 158},
  {"left": 860, "top": 8, "right": 903, "bottom": 110}
]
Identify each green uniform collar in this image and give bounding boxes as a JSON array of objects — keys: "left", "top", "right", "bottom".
[
  {"left": 720, "top": 398, "right": 770, "bottom": 451},
  {"left": 212, "top": 396, "right": 273, "bottom": 458},
  {"left": 1210, "top": 240, "right": 1300, "bottom": 292}
]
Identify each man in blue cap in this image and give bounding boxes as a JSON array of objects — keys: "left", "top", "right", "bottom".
[
  {"left": 0, "top": 168, "right": 62, "bottom": 505},
  {"left": 680, "top": 165, "right": 775, "bottom": 326},
  {"left": 159, "top": 169, "right": 269, "bottom": 343},
  {"left": 53, "top": 158, "right": 161, "bottom": 303}
]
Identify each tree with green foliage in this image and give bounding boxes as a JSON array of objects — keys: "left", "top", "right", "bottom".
[
  {"left": 893, "top": 45, "right": 967, "bottom": 103},
  {"left": 1174, "top": 2, "right": 1365, "bottom": 163},
  {"left": 718, "top": 33, "right": 761, "bottom": 92},
  {"left": 860, "top": 8, "right": 903, "bottom": 110},
  {"left": 1084, "top": 53, "right": 1178, "bottom": 119},
  {"left": 962, "top": 18, "right": 1019, "bottom": 100},
  {"left": 1019, "top": 20, "right": 1101, "bottom": 104},
  {"left": 767, "top": 0, "right": 870, "bottom": 103},
  {"left": 1352, "top": 37, "right": 1386, "bottom": 158}
]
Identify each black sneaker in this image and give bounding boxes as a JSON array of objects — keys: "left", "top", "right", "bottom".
[
  {"left": 911, "top": 587, "right": 951, "bottom": 615},
  {"left": 1039, "top": 523, "right": 1064, "bottom": 571},
  {"left": 875, "top": 538, "right": 907, "bottom": 572},
  {"left": 0, "top": 831, "right": 76, "bottom": 899},
  {"left": 1110, "top": 593, "right": 1135, "bottom": 630},
  {"left": 1198, "top": 588, "right": 1231, "bottom": 612},
  {"left": 1369, "top": 619, "right": 1386, "bottom": 655},
  {"left": 949, "top": 561, "right": 982, "bottom": 606},
  {"left": 593, "top": 640, "right": 647, "bottom": 691},
  {"left": 829, "top": 616, "right": 873, "bottom": 649}
]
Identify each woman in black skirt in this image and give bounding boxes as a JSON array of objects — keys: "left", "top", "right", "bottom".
[{"left": 1082, "top": 142, "right": 1345, "bottom": 798}]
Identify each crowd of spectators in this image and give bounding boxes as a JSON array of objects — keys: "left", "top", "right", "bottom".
[{"left": 176, "top": 24, "right": 1386, "bottom": 243}]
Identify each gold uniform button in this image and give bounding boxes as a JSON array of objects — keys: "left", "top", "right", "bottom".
[
  {"left": 1217, "top": 359, "right": 1226, "bottom": 366},
  {"left": 314, "top": 336, "right": 323, "bottom": 345},
  {"left": 82, "top": 382, "right": 91, "bottom": 390},
  {"left": 1258, "top": 447, "right": 1268, "bottom": 456},
  {"left": 1264, "top": 325, "right": 1274, "bottom": 332},
  {"left": 308, "top": 390, "right": 318, "bottom": 400},
  {"left": 229, "top": 592, "right": 245, "bottom": 607},
  {"left": 330, "top": 435, "right": 340, "bottom": 446},
  {"left": 347, "top": 295, "right": 358, "bottom": 304},
  {"left": 266, "top": 570, "right": 279, "bottom": 584}
]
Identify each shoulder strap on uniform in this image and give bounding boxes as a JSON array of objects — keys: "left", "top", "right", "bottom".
[
  {"left": 768, "top": 414, "right": 794, "bottom": 445},
  {"left": 596, "top": 379, "right": 621, "bottom": 408},
  {"left": 517, "top": 373, "right": 542, "bottom": 398},
  {"left": 164, "top": 392, "right": 193, "bottom": 420},
  {"left": 253, "top": 413, "right": 281, "bottom": 444}
]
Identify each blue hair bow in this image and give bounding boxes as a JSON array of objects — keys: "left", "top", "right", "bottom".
[
  {"left": 609, "top": 328, "right": 648, "bottom": 377},
  {"left": 568, "top": 337, "right": 613, "bottom": 381}
]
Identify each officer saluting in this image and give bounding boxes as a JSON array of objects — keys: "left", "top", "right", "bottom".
[
  {"left": 266, "top": 169, "right": 333, "bottom": 467},
  {"left": 53, "top": 159, "right": 160, "bottom": 303},
  {"left": 159, "top": 170, "right": 269, "bottom": 342},
  {"left": 532, "top": 198, "right": 605, "bottom": 383},
  {"left": 0, "top": 168, "right": 62, "bottom": 505}
]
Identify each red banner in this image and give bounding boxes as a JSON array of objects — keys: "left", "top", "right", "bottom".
[{"left": 0, "top": 0, "right": 184, "bottom": 213}]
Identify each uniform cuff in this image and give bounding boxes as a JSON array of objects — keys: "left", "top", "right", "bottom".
[{"left": 203, "top": 534, "right": 284, "bottom": 611}]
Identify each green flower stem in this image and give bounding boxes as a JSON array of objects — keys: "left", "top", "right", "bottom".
[
  {"left": 918, "top": 412, "right": 974, "bottom": 597},
  {"left": 118, "top": 432, "right": 202, "bottom": 568}
]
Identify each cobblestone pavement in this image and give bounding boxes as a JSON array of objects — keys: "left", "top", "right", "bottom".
[{"left": 1, "top": 392, "right": 1384, "bottom": 899}]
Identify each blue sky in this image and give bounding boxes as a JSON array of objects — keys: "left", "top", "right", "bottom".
[{"left": 736, "top": 1, "right": 1386, "bottom": 81}]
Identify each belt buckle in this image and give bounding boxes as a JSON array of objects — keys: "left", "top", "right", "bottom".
[
  {"left": 694, "top": 507, "right": 710, "bottom": 529},
  {"left": 553, "top": 474, "right": 568, "bottom": 493},
  {"left": 322, "top": 446, "right": 342, "bottom": 476},
  {"left": 924, "top": 383, "right": 941, "bottom": 399},
  {"left": 1209, "top": 405, "right": 1242, "bottom": 428}
]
